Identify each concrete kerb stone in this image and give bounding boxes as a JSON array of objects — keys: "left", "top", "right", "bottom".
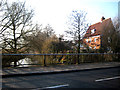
[{"left": 2, "top": 65, "right": 120, "bottom": 78}]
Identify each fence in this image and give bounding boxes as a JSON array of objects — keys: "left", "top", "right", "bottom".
[{"left": 2, "top": 53, "right": 120, "bottom": 67}]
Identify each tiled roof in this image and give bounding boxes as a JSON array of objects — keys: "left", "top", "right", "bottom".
[{"left": 84, "top": 18, "right": 112, "bottom": 38}]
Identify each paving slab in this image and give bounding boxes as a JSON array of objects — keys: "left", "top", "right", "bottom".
[{"left": 2, "top": 62, "right": 120, "bottom": 77}]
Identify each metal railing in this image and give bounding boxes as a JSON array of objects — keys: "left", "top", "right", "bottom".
[{"left": 2, "top": 53, "right": 120, "bottom": 67}]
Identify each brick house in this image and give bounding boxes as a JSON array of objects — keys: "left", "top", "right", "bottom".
[{"left": 83, "top": 17, "right": 115, "bottom": 50}]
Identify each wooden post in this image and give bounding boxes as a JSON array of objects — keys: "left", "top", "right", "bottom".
[{"left": 43, "top": 55, "right": 46, "bottom": 66}]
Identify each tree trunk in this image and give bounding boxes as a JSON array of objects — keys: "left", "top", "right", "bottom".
[
  {"left": 13, "top": 19, "right": 17, "bottom": 67},
  {"left": 43, "top": 55, "right": 46, "bottom": 66},
  {"left": 77, "top": 37, "right": 80, "bottom": 64},
  {"left": 77, "top": 17, "right": 80, "bottom": 64},
  {"left": 14, "top": 61, "right": 17, "bottom": 67}
]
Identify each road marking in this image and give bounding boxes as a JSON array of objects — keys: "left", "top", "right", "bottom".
[
  {"left": 95, "top": 76, "right": 120, "bottom": 82},
  {"left": 43, "top": 84, "right": 69, "bottom": 89},
  {"left": 32, "top": 84, "right": 69, "bottom": 90}
]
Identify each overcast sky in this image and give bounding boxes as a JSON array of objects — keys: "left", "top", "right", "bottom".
[{"left": 8, "top": 0, "right": 119, "bottom": 36}]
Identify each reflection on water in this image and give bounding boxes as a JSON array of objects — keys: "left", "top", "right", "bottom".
[{"left": 11, "top": 58, "right": 39, "bottom": 67}]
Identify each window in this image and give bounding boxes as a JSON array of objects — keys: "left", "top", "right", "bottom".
[
  {"left": 97, "top": 44, "right": 100, "bottom": 46},
  {"left": 88, "top": 41, "right": 90, "bottom": 43},
  {"left": 89, "top": 46, "right": 92, "bottom": 49},
  {"left": 94, "top": 38, "right": 96, "bottom": 42},
  {"left": 89, "top": 38, "right": 92, "bottom": 42},
  {"left": 91, "top": 29, "right": 96, "bottom": 34},
  {"left": 91, "top": 43, "right": 94, "bottom": 45},
  {"left": 94, "top": 46, "right": 96, "bottom": 49},
  {"left": 86, "top": 39, "right": 88, "bottom": 43}
]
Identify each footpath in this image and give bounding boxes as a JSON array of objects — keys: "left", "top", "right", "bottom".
[{"left": 2, "top": 62, "right": 120, "bottom": 77}]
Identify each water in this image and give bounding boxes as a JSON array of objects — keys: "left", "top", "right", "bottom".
[{"left": 11, "top": 58, "right": 36, "bottom": 67}]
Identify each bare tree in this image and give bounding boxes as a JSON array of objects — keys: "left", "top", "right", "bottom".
[
  {"left": 0, "top": 1, "right": 34, "bottom": 66},
  {"left": 111, "top": 17, "right": 120, "bottom": 53},
  {"left": 43, "top": 24, "right": 55, "bottom": 38},
  {"left": 25, "top": 24, "right": 56, "bottom": 53},
  {"left": 0, "top": 0, "right": 7, "bottom": 37},
  {"left": 24, "top": 24, "right": 45, "bottom": 53},
  {"left": 0, "top": 0, "right": 5, "bottom": 11},
  {"left": 65, "top": 10, "right": 88, "bottom": 64},
  {"left": 100, "top": 17, "right": 120, "bottom": 53}
]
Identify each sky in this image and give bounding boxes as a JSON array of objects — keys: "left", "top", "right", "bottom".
[{"left": 8, "top": 0, "right": 119, "bottom": 37}]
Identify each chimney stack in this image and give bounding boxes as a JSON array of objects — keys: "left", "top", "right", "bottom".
[{"left": 101, "top": 16, "right": 105, "bottom": 21}]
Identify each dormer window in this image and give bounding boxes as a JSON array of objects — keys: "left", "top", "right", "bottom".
[{"left": 91, "top": 29, "right": 96, "bottom": 34}]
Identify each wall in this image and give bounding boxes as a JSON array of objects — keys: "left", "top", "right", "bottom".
[{"left": 84, "top": 35, "right": 101, "bottom": 49}]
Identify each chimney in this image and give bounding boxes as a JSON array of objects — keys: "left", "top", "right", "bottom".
[{"left": 101, "top": 16, "right": 105, "bottom": 21}]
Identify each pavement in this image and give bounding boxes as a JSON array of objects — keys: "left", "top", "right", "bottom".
[{"left": 2, "top": 62, "right": 120, "bottom": 77}]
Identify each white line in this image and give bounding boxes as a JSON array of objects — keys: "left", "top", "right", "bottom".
[
  {"left": 95, "top": 76, "right": 120, "bottom": 82},
  {"left": 32, "top": 84, "right": 69, "bottom": 90},
  {"left": 44, "top": 84, "right": 69, "bottom": 89}
]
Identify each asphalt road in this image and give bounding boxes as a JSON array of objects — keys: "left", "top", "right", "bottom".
[{"left": 2, "top": 67, "right": 120, "bottom": 89}]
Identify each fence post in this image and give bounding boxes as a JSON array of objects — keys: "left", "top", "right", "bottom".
[{"left": 43, "top": 55, "right": 46, "bottom": 66}]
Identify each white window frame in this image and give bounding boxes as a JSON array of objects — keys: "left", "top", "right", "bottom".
[
  {"left": 94, "top": 38, "right": 96, "bottom": 42},
  {"left": 89, "top": 38, "right": 92, "bottom": 42},
  {"left": 94, "top": 46, "right": 96, "bottom": 49},
  {"left": 89, "top": 46, "right": 92, "bottom": 49},
  {"left": 91, "top": 29, "right": 96, "bottom": 34},
  {"left": 86, "top": 39, "right": 88, "bottom": 43}
]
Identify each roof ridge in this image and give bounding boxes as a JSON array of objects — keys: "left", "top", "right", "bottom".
[
  {"left": 102, "top": 18, "right": 111, "bottom": 22},
  {"left": 83, "top": 17, "right": 112, "bottom": 38},
  {"left": 90, "top": 18, "right": 111, "bottom": 27},
  {"left": 90, "top": 22, "right": 101, "bottom": 27}
]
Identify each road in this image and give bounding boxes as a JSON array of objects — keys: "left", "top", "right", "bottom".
[{"left": 2, "top": 67, "right": 120, "bottom": 89}]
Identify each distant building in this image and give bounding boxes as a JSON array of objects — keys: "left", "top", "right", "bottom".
[{"left": 83, "top": 17, "right": 115, "bottom": 50}]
